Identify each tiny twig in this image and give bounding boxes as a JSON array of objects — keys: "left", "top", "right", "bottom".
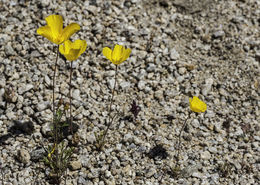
[
  {"left": 69, "top": 61, "right": 73, "bottom": 135},
  {"left": 100, "top": 65, "right": 118, "bottom": 149},
  {"left": 53, "top": 46, "right": 59, "bottom": 170}
]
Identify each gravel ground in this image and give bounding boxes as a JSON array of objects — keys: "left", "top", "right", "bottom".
[{"left": 0, "top": 0, "right": 259, "bottom": 184}]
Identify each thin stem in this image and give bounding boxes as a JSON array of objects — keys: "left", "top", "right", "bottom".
[
  {"left": 69, "top": 61, "right": 73, "bottom": 134},
  {"left": 175, "top": 119, "right": 188, "bottom": 168},
  {"left": 53, "top": 46, "right": 59, "bottom": 164},
  {"left": 100, "top": 65, "right": 118, "bottom": 149}
]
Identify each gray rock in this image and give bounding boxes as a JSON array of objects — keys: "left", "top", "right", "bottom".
[
  {"left": 178, "top": 67, "right": 186, "bottom": 75},
  {"left": 213, "top": 30, "right": 225, "bottom": 38},
  {"left": 86, "top": 132, "right": 96, "bottom": 144},
  {"left": 200, "top": 151, "right": 211, "bottom": 160},
  {"left": 6, "top": 111, "right": 16, "bottom": 120},
  {"left": 119, "top": 81, "right": 131, "bottom": 89},
  {"left": 17, "top": 149, "right": 31, "bottom": 164},
  {"left": 202, "top": 78, "right": 214, "bottom": 96},
  {"left": 69, "top": 160, "right": 82, "bottom": 170},
  {"left": 30, "top": 148, "right": 46, "bottom": 162},
  {"left": 30, "top": 50, "right": 41, "bottom": 57},
  {"left": 170, "top": 48, "right": 179, "bottom": 60},
  {"left": 208, "top": 147, "right": 218, "bottom": 154},
  {"left": 5, "top": 43, "right": 15, "bottom": 56},
  {"left": 147, "top": 63, "right": 156, "bottom": 72},
  {"left": 41, "top": 122, "right": 52, "bottom": 137},
  {"left": 107, "top": 79, "right": 115, "bottom": 90},
  {"left": 18, "top": 84, "right": 34, "bottom": 94},
  {"left": 146, "top": 167, "right": 156, "bottom": 178},
  {"left": 72, "top": 89, "right": 81, "bottom": 100},
  {"left": 44, "top": 75, "right": 51, "bottom": 86},
  {"left": 23, "top": 106, "right": 34, "bottom": 115},
  {"left": 37, "top": 101, "right": 50, "bottom": 112},
  {"left": 137, "top": 81, "right": 146, "bottom": 90}
]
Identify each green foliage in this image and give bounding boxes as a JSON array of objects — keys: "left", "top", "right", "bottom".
[{"left": 43, "top": 103, "right": 74, "bottom": 184}]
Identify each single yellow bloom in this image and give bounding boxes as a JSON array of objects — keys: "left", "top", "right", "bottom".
[
  {"left": 103, "top": 44, "right": 131, "bottom": 65},
  {"left": 59, "top": 40, "right": 87, "bottom": 61},
  {"left": 189, "top": 96, "right": 207, "bottom": 113},
  {"left": 37, "top": 15, "right": 80, "bottom": 45},
  {"left": 48, "top": 143, "right": 56, "bottom": 158}
]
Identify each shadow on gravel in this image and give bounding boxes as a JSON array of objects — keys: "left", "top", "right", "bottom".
[{"left": 0, "top": 120, "right": 34, "bottom": 145}]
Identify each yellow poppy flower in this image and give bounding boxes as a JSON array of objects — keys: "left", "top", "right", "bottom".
[
  {"left": 37, "top": 14, "right": 80, "bottom": 45},
  {"left": 189, "top": 96, "right": 207, "bottom": 113},
  {"left": 102, "top": 44, "right": 131, "bottom": 65},
  {"left": 59, "top": 40, "right": 87, "bottom": 61}
]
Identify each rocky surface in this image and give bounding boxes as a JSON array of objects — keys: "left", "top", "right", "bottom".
[{"left": 0, "top": 0, "right": 259, "bottom": 184}]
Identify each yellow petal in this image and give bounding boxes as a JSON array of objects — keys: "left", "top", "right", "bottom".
[
  {"left": 37, "top": 25, "right": 54, "bottom": 43},
  {"left": 103, "top": 47, "right": 112, "bottom": 61},
  {"left": 66, "top": 50, "right": 80, "bottom": 61},
  {"left": 59, "top": 40, "right": 86, "bottom": 61},
  {"left": 189, "top": 96, "right": 207, "bottom": 113},
  {"left": 61, "top": 23, "right": 80, "bottom": 43},
  {"left": 45, "top": 15, "right": 63, "bottom": 44},
  {"left": 74, "top": 40, "right": 87, "bottom": 55},
  {"left": 112, "top": 45, "right": 124, "bottom": 64},
  {"left": 64, "top": 40, "right": 73, "bottom": 54},
  {"left": 121, "top": 48, "right": 131, "bottom": 63},
  {"left": 59, "top": 44, "right": 65, "bottom": 55}
]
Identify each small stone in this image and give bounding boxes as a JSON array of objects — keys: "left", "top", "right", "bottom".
[
  {"left": 72, "top": 89, "right": 81, "bottom": 100},
  {"left": 192, "top": 172, "right": 203, "bottom": 178},
  {"left": 147, "top": 63, "right": 156, "bottom": 72},
  {"left": 202, "top": 78, "right": 214, "bottom": 96},
  {"left": 6, "top": 111, "right": 16, "bottom": 120},
  {"left": 30, "top": 148, "right": 46, "bottom": 162},
  {"left": 17, "top": 149, "right": 31, "bottom": 164},
  {"left": 108, "top": 79, "right": 115, "bottom": 90},
  {"left": 5, "top": 42, "right": 15, "bottom": 56},
  {"left": 86, "top": 5, "right": 98, "bottom": 15},
  {"left": 208, "top": 147, "right": 218, "bottom": 154},
  {"left": 86, "top": 132, "right": 96, "bottom": 144},
  {"left": 170, "top": 48, "right": 179, "bottom": 60},
  {"left": 191, "top": 119, "right": 200, "bottom": 128},
  {"left": 119, "top": 81, "right": 131, "bottom": 89},
  {"left": 176, "top": 76, "right": 184, "bottom": 83},
  {"left": 178, "top": 67, "right": 186, "bottom": 75},
  {"left": 44, "top": 75, "right": 51, "bottom": 86},
  {"left": 200, "top": 151, "right": 211, "bottom": 160},
  {"left": 37, "top": 101, "right": 50, "bottom": 112},
  {"left": 41, "top": 122, "right": 52, "bottom": 137},
  {"left": 18, "top": 84, "right": 34, "bottom": 94},
  {"left": 40, "top": 0, "right": 50, "bottom": 7},
  {"left": 138, "top": 81, "right": 146, "bottom": 90},
  {"left": 30, "top": 50, "right": 41, "bottom": 57},
  {"left": 146, "top": 167, "right": 156, "bottom": 178},
  {"left": 69, "top": 160, "right": 82, "bottom": 170},
  {"left": 213, "top": 30, "right": 225, "bottom": 38}
]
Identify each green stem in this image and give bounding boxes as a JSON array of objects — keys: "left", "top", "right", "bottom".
[
  {"left": 52, "top": 46, "right": 59, "bottom": 173},
  {"left": 69, "top": 61, "right": 73, "bottom": 134},
  {"left": 100, "top": 65, "right": 118, "bottom": 149}
]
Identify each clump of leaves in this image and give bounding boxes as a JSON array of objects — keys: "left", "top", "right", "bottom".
[
  {"left": 170, "top": 165, "right": 182, "bottom": 178},
  {"left": 218, "top": 161, "right": 233, "bottom": 178},
  {"left": 3, "top": 87, "right": 15, "bottom": 103},
  {"left": 43, "top": 100, "right": 76, "bottom": 184},
  {"left": 130, "top": 100, "right": 141, "bottom": 121},
  {"left": 43, "top": 141, "right": 74, "bottom": 184},
  {"left": 222, "top": 118, "right": 231, "bottom": 133},
  {"left": 147, "top": 144, "right": 168, "bottom": 160}
]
